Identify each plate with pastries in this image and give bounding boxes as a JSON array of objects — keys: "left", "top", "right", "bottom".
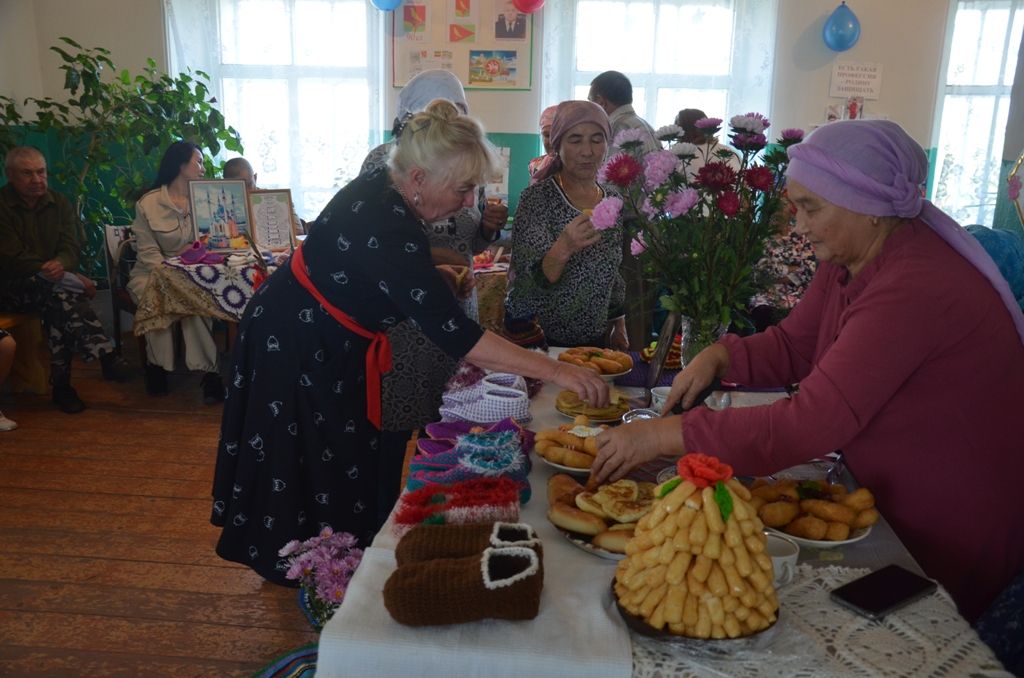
[
  {"left": 546, "top": 473, "right": 657, "bottom": 560},
  {"left": 533, "top": 416, "right": 607, "bottom": 475},
  {"left": 555, "top": 389, "right": 631, "bottom": 423},
  {"left": 746, "top": 477, "right": 878, "bottom": 549},
  {"left": 557, "top": 347, "right": 634, "bottom": 382}
]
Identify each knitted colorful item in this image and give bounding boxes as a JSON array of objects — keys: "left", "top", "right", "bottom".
[
  {"left": 392, "top": 477, "right": 522, "bottom": 538},
  {"left": 383, "top": 546, "right": 543, "bottom": 626},
  {"left": 407, "top": 442, "right": 530, "bottom": 500},
  {"left": 409, "top": 430, "right": 525, "bottom": 472},
  {"left": 394, "top": 522, "right": 542, "bottom": 566},
  {"left": 422, "top": 417, "right": 535, "bottom": 450}
]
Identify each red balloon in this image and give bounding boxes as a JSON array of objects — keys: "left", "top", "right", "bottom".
[{"left": 513, "top": 0, "right": 545, "bottom": 13}]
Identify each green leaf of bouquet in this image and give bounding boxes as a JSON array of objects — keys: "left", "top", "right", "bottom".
[
  {"left": 714, "top": 480, "right": 734, "bottom": 523},
  {"left": 658, "top": 476, "right": 682, "bottom": 498}
]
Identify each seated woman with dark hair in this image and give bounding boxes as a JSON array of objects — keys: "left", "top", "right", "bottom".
[
  {"left": 590, "top": 119, "right": 1024, "bottom": 623},
  {"left": 505, "top": 100, "right": 628, "bottom": 350},
  {"left": 129, "top": 141, "right": 224, "bottom": 402}
]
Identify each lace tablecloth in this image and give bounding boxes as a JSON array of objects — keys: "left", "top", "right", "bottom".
[
  {"left": 631, "top": 564, "right": 1008, "bottom": 677},
  {"left": 133, "top": 258, "right": 272, "bottom": 335}
]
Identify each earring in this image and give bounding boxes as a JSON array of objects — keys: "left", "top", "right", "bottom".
[{"left": 413, "top": 192, "right": 422, "bottom": 206}]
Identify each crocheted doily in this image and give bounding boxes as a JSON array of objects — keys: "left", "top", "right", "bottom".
[{"left": 631, "top": 564, "right": 1004, "bottom": 677}]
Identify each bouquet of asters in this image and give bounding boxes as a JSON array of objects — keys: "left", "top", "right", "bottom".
[
  {"left": 279, "top": 527, "right": 364, "bottom": 630},
  {"left": 591, "top": 114, "right": 803, "bottom": 357}
]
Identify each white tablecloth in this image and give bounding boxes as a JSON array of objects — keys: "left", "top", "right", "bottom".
[{"left": 318, "top": 351, "right": 1007, "bottom": 677}]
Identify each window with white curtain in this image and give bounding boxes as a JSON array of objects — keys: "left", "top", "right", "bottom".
[
  {"left": 165, "top": 0, "right": 385, "bottom": 221},
  {"left": 541, "top": 0, "right": 777, "bottom": 129},
  {"left": 932, "top": 0, "right": 1023, "bottom": 227}
]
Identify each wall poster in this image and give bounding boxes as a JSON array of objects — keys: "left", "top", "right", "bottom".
[{"left": 392, "top": 0, "right": 533, "bottom": 90}]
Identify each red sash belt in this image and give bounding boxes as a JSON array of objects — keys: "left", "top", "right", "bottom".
[{"left": 290, "top": 245, "right": 392, "bottom": 430}]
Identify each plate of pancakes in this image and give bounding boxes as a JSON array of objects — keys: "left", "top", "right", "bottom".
[{"left": 554, "top": 389, "right": 631, "bottom": 423}]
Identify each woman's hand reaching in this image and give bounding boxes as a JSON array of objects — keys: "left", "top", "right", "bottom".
[
  {"left": 436, "top": 264, "right": 475, "bottom": 299},
  {"left": 550, "top": 360, "right": 608, "bottom": 409},
  {"left": 662, "top": 343, "right": 730, "bottom": 414},
  {"left": 591, "top": 417, "right": 682, "bottom": 484}
]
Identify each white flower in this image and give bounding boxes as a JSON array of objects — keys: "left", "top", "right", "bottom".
[
  {"left": 670, "top": 142, "right": 699, "bottom": 158},
  {"left": 654, "top": 124, "right": 682, "bottom": 141},
  {"left": 730, "top": 114, "right": 769, "bottom": 134}
]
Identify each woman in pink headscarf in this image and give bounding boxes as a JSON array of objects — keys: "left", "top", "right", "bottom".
[
  {"left": 527, "top": 105, "right": 558, "bottom": 178},
  {"left": 590, "top": 119, "right": 1024, "bottom": 622},
  {"left": 505, "top": 100, "right": 627, "bottom": 349}
]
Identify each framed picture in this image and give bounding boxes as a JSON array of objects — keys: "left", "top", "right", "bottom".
[
  {"left": 248, "top": 188, "right": 297, "bottom": 251},
  {"left": 188, "top": 179, "right": 252, "bottom": 250}
]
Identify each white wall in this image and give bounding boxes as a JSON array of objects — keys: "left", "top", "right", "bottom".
[
  {"left": 1, "top": 0, "right": 954, "bottom": 146},
  {"left": 771, "top": 0, "right": 951, "bottom": 146},
  {"left": 0, "top": 0, "right": 165, "bottom": 107}
]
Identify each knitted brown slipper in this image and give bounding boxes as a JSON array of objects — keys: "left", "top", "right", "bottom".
[
  {"left": 394, "top": 522, "right": 541, "bottom": 567},
  {"left": 384, "top": 546, "right": 543, "bottom": 626}
]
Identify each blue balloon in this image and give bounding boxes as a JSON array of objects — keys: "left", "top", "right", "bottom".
[
  {"left": 823, "top": 2, "right": 861, "bottom": 52},
  {"left": 371, "top": 0, "right": 402, "bottom": 10}
]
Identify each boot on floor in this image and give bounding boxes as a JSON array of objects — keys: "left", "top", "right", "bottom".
[{"left": 51, "top": 366, "right": 85, "bottom": 414}]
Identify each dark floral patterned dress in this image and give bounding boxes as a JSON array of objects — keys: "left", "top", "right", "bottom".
[
  {"left": 749, "top": 229, "right": 818, "bottom": 329},
  {"left": 211, "top": 169, "right": 483, "bottom": 584},
  {"left": 504, "top": 177, "right": 625, "bottom": 346}
]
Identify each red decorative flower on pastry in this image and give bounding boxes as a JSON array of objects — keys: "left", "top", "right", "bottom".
[{"left": 676, "top": 453, "right": 733, "bottom": 489}]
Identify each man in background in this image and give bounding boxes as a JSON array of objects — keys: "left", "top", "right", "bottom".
[
  {"left": 589, "top": 71, "right": 659, "bottom": 349},
  {"left": 0, "top": 146, "right": 127, "bottom": 413},
  {"left": 223, "top": 157, "right": 305, "bottom": 237}
]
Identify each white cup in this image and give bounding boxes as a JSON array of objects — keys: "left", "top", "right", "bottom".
[
  {"left": 650, "top": 386, "right": 672, "bottom": 413},
  {"left": 765, "top": 532, "right": 800, "bottom": 588}
]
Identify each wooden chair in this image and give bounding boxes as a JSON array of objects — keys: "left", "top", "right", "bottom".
[
  {"left": 0, "top": 312, "right": 48, "bottom": 394},
  {"left": 104, "top": 225, "right": 147, "bottom": 363}
]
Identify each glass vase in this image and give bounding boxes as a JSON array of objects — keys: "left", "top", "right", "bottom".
[{"left": 679, "top": 315, "right": 726, "bottom": 368}]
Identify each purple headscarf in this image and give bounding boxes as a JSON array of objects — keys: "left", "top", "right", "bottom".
[
  {"left": 538, "top": 105, "right": 558, "bottom": 130},
  {"left": 786, "top": 119, "right": 1024, "bottom": 345},
  {"left": 531, "top": 100, "right": 611, "bottom": 184}
]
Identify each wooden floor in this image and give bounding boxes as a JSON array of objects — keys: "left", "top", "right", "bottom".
[{"left": 0, "top": 343, "right": 318, "bottom": 676}]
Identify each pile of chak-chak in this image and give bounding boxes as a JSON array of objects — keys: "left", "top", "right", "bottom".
[{"left": 614, "top": 453, "right": 778, "bottom": 639}]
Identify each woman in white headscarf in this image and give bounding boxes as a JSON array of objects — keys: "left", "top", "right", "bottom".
[{"left": 358, "top": 70, "right": 509, "bottom": 452}]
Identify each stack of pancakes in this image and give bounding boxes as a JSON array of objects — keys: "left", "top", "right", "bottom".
[{"left": 555, "top": 389, "right": 630, "bottom": 421}]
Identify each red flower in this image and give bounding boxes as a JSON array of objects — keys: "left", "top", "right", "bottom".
[
  {"left": 744, "top": 166, "right": 774, "bottom": 192},
  {"left": 695, "top": 161, "right": 737, "bottom": 192},
  {"left": 600, "top": 153, "right": 643, "bottom": 187},
  {"left": 717, "top": 191, "right": 740, "bottom": 217},
  {"left": 676, "top": 453, "right": 733, "bottom": 489}
]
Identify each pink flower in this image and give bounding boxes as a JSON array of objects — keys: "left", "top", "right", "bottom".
[
  {"left": 732, "top": 132, "right": 767, "bottom": 151},
  {"left": 744, "top": 166, "right": 775, "bottom": 192},
  {"left": 599, "top": 153, "right": 643, "bottom": 187},
  {"left": 717, "top": 191, "right": 740, "bottom": 217},
  {"left": 590, "top": 196, "right": 623, "bottom": 230},
  {"left": 630, "top": 232, "right": 647, "bottom": 256},
  {"left": 664, "top": 188, "right": 699, "bottom": 217},
  {"left": 695, "top": 117, "right": 722, "bottom": 130},
  {"left": 696, "top": 162, "right": 737, "bottom": 192},
  {"left": 1009, "top": 174, "right": 1022, "bottom": 201},
  {"left": 612, "top": 128, "right": 648, "bottom": 148},
  {"left": 730, "top": 113, "right": 770, "bottom": 134},
  {"left": 643, "top": 150, "right": 679, "bottom": 190},
  {"left": 780, "top": 128, "right": 804, "bottom": 143}
]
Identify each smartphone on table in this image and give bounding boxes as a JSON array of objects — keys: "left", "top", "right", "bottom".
[{"left": 830, "top": 564, "right": 938, "bottom": 620}]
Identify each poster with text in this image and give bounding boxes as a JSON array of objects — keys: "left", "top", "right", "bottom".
[{"left": 392, "top": 0, "right": 532, "bottom": 90}]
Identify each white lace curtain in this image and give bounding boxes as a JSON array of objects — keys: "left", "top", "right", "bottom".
[
  {"left": 541, "top": 0, "right": 778, "bottom": 128},
  {"left": 933, "top": 0, "right": 1024, "bottom": 227},
  {"left": 164, "top": 0, "right": 386, "bottom": 221}
]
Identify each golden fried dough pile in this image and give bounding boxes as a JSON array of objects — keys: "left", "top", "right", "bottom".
[
  {"left": 557, "top": 347, "right": 633, "bottom": 375},
  {"left": 613, "top": 478, "right": 779, "bottom": 638},
  {"left": 534, "top": 418, "right": 604, "bottom": 470},
  {"left": 749, "top": 479, "right": 879, "bottom": 542},
  {"left": 546, "top": 475, "right": 655, "bottom": 553}
]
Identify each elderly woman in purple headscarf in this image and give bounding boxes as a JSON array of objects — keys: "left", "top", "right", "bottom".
[
  {"left": 505, "top": 100, "right": 627, "bottom": 349},
  {"left": 590, "top": 119, "right": 1024, "bottom": 622}
]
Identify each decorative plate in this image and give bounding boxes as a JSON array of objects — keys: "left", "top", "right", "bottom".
[
  {"left": 557, "top": 528, "right": 625, "bottom": 561},
  {"left": 765, "top": 525, "right": 872, "bottom": 549}
]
